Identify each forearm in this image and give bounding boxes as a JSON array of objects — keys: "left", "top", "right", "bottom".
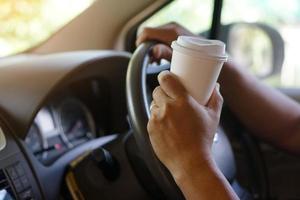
[
  {"left": 173, "top": 159, "right": 238, "bottom": 200},
  {"left": 219, "top": 61, "right": 300, "bottom": 153}
]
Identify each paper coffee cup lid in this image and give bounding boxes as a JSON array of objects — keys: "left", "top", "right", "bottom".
[{"left": 171, "top": 36, "right": 227, "bottom": 61}]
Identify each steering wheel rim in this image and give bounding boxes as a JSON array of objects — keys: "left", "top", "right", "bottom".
[{"left": 126, "top": 42, "right": 185, "bottom": 199}]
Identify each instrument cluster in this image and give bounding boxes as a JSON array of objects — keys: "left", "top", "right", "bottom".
[{"left": 25, "top": 97, "right": 97, "bottom": 165}]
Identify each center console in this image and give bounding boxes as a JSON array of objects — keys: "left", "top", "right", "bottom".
[
  {"left": 0, "top": 124, "right": 42, "bottom": 200},
  {"left": 0, "top": 169, "right": 16, "bottom": 199},
  {"left": 0, "top": 161, "right": 33, "bottom": 200}
]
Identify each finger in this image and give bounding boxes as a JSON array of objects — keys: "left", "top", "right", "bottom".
[
  {"left": 206, "top": 83, "right": 223, "bottom": 116},
  {"left": 148, "top": 101, "right": 160, "bottom": 121},
  {"left": 151, "top": 44, "right": 172, "bottom": 62},
  {"left": 152, "top": 86, "right": 171, "bottom": 107},
  {"left": 149, "top": 100, "right": 158, "bottom": 112},
  {"left": 136, "top": 27, "right": 176, "bottom": 46},
  {"left": 157, "top": 71, "right": 187, "bottom": 99}
]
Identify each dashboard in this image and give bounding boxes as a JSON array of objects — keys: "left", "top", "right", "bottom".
[
  {"left": 25, "top": 78, "right": 111, "bottom": 165},
  {"left": 0, "top": 51, "right": 131, "bottom": 200}
]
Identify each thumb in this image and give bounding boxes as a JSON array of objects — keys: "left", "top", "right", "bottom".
[
  {"left": 206, "top": 83, "right": 223, "bottom": 116},
  {"left": 158, "top": 71, "right": 187, "bottom": 99}
]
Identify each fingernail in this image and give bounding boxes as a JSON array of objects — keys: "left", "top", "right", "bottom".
[
  {"left": 216, "top": 83, "right": 220, "bottom": 91},
  {"left": 158, "top": 70, "right": 170, "bottom": 82}
]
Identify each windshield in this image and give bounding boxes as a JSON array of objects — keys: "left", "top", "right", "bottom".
[{"left": 0, "top": 0, "right": 95, "bottom": 57}]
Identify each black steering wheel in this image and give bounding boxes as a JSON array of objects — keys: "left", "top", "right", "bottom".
[{"left": 126, "top": 42, "right": 268, "bottom": 200}]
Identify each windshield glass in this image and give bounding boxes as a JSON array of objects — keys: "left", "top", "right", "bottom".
[
  {"left": 140, "top": 0, "right": 213, "bottom": 35},
  {"left": 222, "top": 0, "right": 300, "bottom": 87},
  {"left": 0, "top": 0, "right": 95, "bottom": 57}
]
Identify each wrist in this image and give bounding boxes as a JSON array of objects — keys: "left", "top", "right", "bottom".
[
  {"left": 171, "top": 156, "right": 239, "bottom": 200},
  {"left": 170, "top": 154, "right": 215, "bottom": 185}
]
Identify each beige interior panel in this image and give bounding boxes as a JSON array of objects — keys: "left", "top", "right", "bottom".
[{"left": 30, "top": 0, "right": 168, "bottom": 54}]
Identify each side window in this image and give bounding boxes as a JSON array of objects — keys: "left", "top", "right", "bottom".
[
  {"left": 139, "top": 0, "right": 214, "bottom": 35},
  {"left": 222, "top": 0, "right": 300, "bottom": 88},
  {"left": 0, "top": 0, "right": 95, "bottom": 57}
]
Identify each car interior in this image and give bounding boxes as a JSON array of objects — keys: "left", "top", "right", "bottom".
[{"left": 0, "top": 0, "right": 300, "bottom": 199}]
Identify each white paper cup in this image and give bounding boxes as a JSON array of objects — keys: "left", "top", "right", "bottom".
[{"left": 170, "top": 36, "right": 227, "bottom": 105}]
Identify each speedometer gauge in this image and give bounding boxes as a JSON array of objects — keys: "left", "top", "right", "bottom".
[{"left": 57, "top": 98, "right": 96, "bottom": 145}]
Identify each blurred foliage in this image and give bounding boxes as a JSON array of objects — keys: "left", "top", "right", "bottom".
[
  {"left": 1, "top": 0, "right": 300, "bottom": 87},
  {"left": 223, "top": 0, "right": 300, "bottom": 26},
  {"left": 142, "top": 0, "right": 300, "bottom": 87},
  {"left": 222, "top": 0, "right": 300, "bottom": 87},
  {"left": 140, "top": 0, "right": 213, "bottom": 34},
  {"left": 0, "top": 0, "right": 94, "bottom": 56}
]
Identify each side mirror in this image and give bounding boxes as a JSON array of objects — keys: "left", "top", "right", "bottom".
[{"left": 219, "top": 23, "right": 285, "bottom": 79}]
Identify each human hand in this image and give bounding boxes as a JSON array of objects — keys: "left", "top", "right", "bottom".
[
  {"left": 147, "top": 71, "right": 223, "bottom": 179},
  {"left": 136, "top": 22, "right": 196, "bottom": 62}
]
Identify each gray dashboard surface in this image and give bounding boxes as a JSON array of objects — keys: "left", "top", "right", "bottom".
[
  {"left": 0, "top": 51, "right": 131, "bottom": 139},
  {"left": 0, "top": 50, "right": 133, "bottom": 200}
]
